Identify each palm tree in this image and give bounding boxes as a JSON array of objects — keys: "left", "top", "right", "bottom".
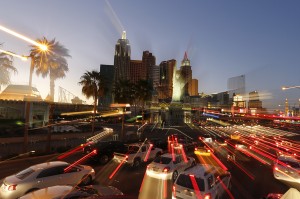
[
  {"left": 30, "top": 37, "right": 70, "bottom": 101},
  {"left": 0, "top": 49, "right": 17, "bottom": 91},
  {"left": 79, "top": 70, "right": 106, "bottom": 134},
  {"left": 113, "top": 79, "right": 135, "bottom": 104}
]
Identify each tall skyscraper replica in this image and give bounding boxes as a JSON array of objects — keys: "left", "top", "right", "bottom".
[
  {"left": 180, "top": 52, "right": 192, "bottom": 97},
  {"left": 114, "top": 31, "right": 131, "bottom": 82}
]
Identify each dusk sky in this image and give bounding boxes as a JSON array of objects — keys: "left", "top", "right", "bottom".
[{"left": 0, "top": 0, "right": 299, "bottom": 110}]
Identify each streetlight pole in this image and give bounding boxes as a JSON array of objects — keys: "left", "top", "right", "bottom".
[{"left": 23, "top": 53, "right": 35, "bottom": 153}]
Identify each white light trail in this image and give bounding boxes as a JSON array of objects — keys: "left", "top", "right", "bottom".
[
  {"left": 0, "top": 24, "right": 47, "bottom": 50},
  {"left": 0, "top": 49, "right": 27, "bottom": 60}
]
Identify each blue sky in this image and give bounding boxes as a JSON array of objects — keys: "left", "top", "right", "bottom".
[{"left": 0, "top": 0, "right": 299, "bottom": 110}]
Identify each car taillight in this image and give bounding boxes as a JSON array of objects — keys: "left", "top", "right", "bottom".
[
  {"left": 125, "top": 155, "right": 128, "bottom": 161},
  {"left": 163, "top": 167, "right": 170, "bottom": 172},
  {"left": 235, "top": 144, "right": 237, "bottom": 148},
  {"left": 204, "top": 193, "right": 211, "bottom": 199},
  {"left": 195, "top": 147, "right": 198, "bottom": 151},
  {"left": 93, "top": 149, "right": 97, "bottom": 154},
  {"left": 274, "top": 166, "right": 279, "bottom": 171},
  {"left": 172, "top": 185, "right": 176, "bottom": 197},
  {"left": 207, "top": 149, "right": 211, "bottom": 152},
  {"left": 8, "top": 185, "right": 17, "bottom": 191}
]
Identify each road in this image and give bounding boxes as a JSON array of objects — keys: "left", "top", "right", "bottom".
[{"left": 0, "top": 123, "right": 298, "bottom": 199}]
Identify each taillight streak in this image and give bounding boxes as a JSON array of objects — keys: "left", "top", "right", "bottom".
[
  {"left": 189, "top": 174, "right": 202, "bottom": 199},
  {"left": 64, "top": 150, "right": 96, "bottom": 173},
  {"left": 7, "top": 184, "right": 17, "bottom": 191},
  {"left": 109, "top": 155, "right": 128, "bottom": 179},
  {"left": 217, "top": 176, "right": 234, "bottom": 199},
  {"left": 179, "top": 144, "right": 188, "bottom": 163},
  {"left": 144, "top": 144, "right": 153, "bottom": 162},
  {"left": 58, "top": 143, "right": 90, "bottom": 160}
]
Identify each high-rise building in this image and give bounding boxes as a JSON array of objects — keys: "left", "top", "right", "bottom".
[
  {"left": 114, "top": 31, "right": 131, "bottom": 82},
  {"left": 142, "top": 51, "right": 156, "bottom": 80},
  {"left": 190, "top": 79, "right": 198, "bottom": 96},
  {"left": 157, "top": 60, "right": 176, "bottom": 102},
  {"left": 248, "top": 90, "right": 263, "bottom": 115},
  {"left": 227, "top": 75, "right": 245, "bottom": 98},
  {"left": 180, "top": 52, "right": 192, "bottom": 96},
  {"left": 129, "top": 60, "right": 146, "bottom": 84},
  {"left": 99, "top": 64, "right": 115, "bottom": 108},
  {"left": 152, "top": 65, "right": 160, "bottom": 89}
]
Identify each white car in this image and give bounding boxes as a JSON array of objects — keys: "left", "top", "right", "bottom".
[
  {"left": 146, "top": 153, "right": 196, "bottom": 181},
  {"left": 0, "top": 161, "right": 95, "bottom": 199},
  {"left": 172, "top": 164, "right": 231, "bottom": 199},
  {"left": 273, "top": 154, "right": 300, "bottom": 183},
  {"left": 19, "top": 185, "right": 123, "bottom": 199}
]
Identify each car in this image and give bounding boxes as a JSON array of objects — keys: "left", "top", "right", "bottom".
[
  {"left": 194, "top": 146, "right": 212, "bottom": 156},
  {"left": 0, "top": 161, "right": 95, "bottom": 199},
  {"left": 83, "top": 140, "right": 128, "bottom": 164},
  {"left": 19, "top": 185, "right": 123, "bottom": 199},
  {"left": 273, "top": 154, "right": 300, "bottom": 183},
  {"left": 113, "top": 143, "right": 163, "bottom": 167},
  {"left": 146, "top": 153, "right": 196, "bottom": 181},
  {"left": 226, "top": 139, "right": 247, "bottom": 150},
  {"left": 172, "top": 164, "right": 231, "bottom": 199}
]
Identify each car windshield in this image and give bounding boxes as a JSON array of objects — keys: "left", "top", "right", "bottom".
[
  {"left": 153, "top": 156, "right": 172, "bottom": 164},
  {"left": 15, "top": 167, "right": 35, "bottom": 180},
  {"left": 176, "top": 174, "right": 205, "bottom": 191},
  {"left": 279, "top": 160, "right": 300, "bottom": 168}
]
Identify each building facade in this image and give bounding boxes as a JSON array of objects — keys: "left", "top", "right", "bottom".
[
  {"left": 190, "top": 79, "right": 198, "bottom": 96},
  {"left": 157, "top": 60, "right": 176, "bottom": 102},
  {"left": 99, "top": 64, "right": 115, "bottom": 109},
  {"left": 227, "top": 75, "right": 246, "bottom": 98}
]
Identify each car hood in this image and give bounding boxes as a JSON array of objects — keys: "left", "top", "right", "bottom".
[
  {"left": 19, "top": 185, "right": 73, "bottom": 199},
  {"left": 3, "top": 175, "right": 23, "bottom": 185},
  {"left": 148, "top": 162, "right": 169, "bottom": 171}
]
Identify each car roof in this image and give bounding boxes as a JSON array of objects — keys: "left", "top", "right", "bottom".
[
  {"left": 30, "top": 161, "right": 69, "bottom": 170},
  {"left": 161, "top": 153, "right": 181, "bottom": 158},
  {"left": 277, "top": 155, "right": 299, "bottom": 162}
]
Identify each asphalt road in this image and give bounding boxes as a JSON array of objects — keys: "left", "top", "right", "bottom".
[{"left": 0, "top": 123, "right": 296, "bottom": 199}]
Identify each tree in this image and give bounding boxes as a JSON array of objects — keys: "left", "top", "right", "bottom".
[
  {"left": 30, "top": 37, "right": 70, "bottom": 101},
  {"left": 113, "top": 79, "right": 135, "bottom": 104},
  {"left": 134, "top": 80, "right": 153, "bottom": 123},
  {"left": 79, "top": 70, "right": 106, "bottom": 134},
  {"left": 0, "top": 48, "right": 17, "bottom": 91}
]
